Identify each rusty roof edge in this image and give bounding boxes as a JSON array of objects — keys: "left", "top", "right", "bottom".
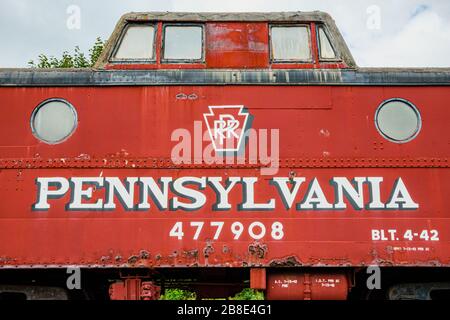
[
  {"left": 1, "top": 69, "right": 450, "bottom": 86},
  {"left": 359, "top": 67, "right": 450, "bottom": 72},
  {"left": 322, "top": 13, "right": 357, "bottom": 68},
  {"left": 3, "top": 67, "right": 450, "bottom": 73},
  {"left": 119, "top": 11, "right": 333, "bottom": 22},
  {"left": 95, "top": 13, "right": 129, "bottom": 69}
]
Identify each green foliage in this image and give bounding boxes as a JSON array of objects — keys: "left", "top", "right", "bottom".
[
  {"left": 160, "top": 289, "right": 197, "bottom": 300},
  {"left": 160, "top": 287, "right": 264, "bottom": 300},
  {"left": 229, "top": 288, "right": 265, "bottom": 300},
  {"left": 89, "top": 37, "right": 105, "bottom": 67},
  {"left": 28, "top": 37, "right": 105, "bottom": 69}
]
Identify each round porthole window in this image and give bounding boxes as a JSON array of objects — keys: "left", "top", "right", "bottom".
[
  {"left": 31, "top": 99, "right": 78, "bottom": 144},
  {"left": 375, "top": 99, "right": 421, "bottom": 143}
]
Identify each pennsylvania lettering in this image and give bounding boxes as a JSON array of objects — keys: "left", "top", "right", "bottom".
[{"left": 32, "top": 176, "right": 419, "bottom": 212}]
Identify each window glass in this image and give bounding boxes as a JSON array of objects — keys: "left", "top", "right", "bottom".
[
  {"left": 31, "top": 99, "right": 78, "bottom": 144},
  {"left": 318, "top": 27, "right": 336, "bottom": 59},
  {"left": 114, "top": 25, "right": 155, "bottom": 60},
  {"left": 271, "top": 26, "right": 311, "bottom": 61},
  {"left": 375, "top": 99, "right": 421, "bottom": 143},
  {"left": 164, "top": 26, "right": 203, "bottom": 61}
]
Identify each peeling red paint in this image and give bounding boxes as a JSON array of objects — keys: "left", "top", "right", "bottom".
[{"left": 0, "top": 14, "right": 449, "bottom": 277}]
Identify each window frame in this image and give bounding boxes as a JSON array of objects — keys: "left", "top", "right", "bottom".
[
  {"left": 30, "top": 98, "right": 78, "bottom": 145},
  {"left": 110, "top": 22, "right": 158, "bottom": 64},
  {"left": 374, "top": 98, "right": 422, "bottom": 144},
  {"left": 316, "top": 24, "right": 341, "bottom": 62},
  {"left": 161, "top": 23, "right": 206, "bottom": 64},
  {"left": 269, "top": 24, "right": 313, "bottom": 64}
]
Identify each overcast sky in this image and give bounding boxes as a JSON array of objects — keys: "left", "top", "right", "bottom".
[{"left": 0, "top": 0, "right": 449, "bottom": 68}]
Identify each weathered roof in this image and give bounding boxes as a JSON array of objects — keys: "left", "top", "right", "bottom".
[
  {"left": 1, "top": 68, "right": 450, "bottom": 86},
  {"left": 95, "top": 11, "right": 357, "bottom": 68},
  {"left": 115, "top": 11, "right": 336, "bottom": 22}
]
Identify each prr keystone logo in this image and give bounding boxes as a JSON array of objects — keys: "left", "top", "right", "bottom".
[
  {"left": 203, "top": 105, "right": 250, "bottom": 152},
  {"left": 170, "top": 104, "right": 280, "bottom": 176}
]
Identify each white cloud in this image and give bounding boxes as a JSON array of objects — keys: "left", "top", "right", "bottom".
[{"left": 354, "top": 9, "right": 450, "bottom": 67}]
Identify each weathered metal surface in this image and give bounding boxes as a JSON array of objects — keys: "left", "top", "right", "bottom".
[
  {"left": 1, "top": 69, "right": 450, "bottom": 86},
  {"left": 266, "top": 273, "right": 349, "bottom": 300},
  {"left": 250, "top": 268, "right": 267, "bottom": 290},
  {"left": 388, "top": 282, "right": 450, "bottom": 300},
  {"left": 0, "top": 285, "right": 69, "bottom": 300},
  {"left": 0, "top": 12, "right": 449, "bottom": 274},
  {"left": 0, "top": 84, "right": 448, "bottom": 269},
  {"left": 0, "top": 157, "right": 448, "bottom": 169},
  {"left": 109, "top": 279, "right": 161, "bottom": 300},
  {"left": 206, "top": 23, "right": 269, "bottom": 69}
]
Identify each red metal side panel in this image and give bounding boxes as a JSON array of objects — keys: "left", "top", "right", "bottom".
[
  {"left": 206, "top": 23, "right": 269, "bottom": 69},
  {"left": 0, "top": 86, "right": 448, "bottom": 268},
  {"left": 0, "top": 86, "right": 447, "bottom": 159},
  {"left": 0, "top": 167, "right": 448, "bottom": 267}
]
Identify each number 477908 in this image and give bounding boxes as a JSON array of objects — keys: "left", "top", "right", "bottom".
[{"left": 169, "top": 221, "right": 284, "bottom": 241}]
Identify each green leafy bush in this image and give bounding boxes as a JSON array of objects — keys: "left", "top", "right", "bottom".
[
  {"left": 160, "top": 289, "right": 197, "bottom": 300},
  {"left": 160, "top": 288, "right": 264, "bottom": 300},
  {"left": 229, "top": 288, "right": 265, "bottom": 300},
  {"left": 28, "top": 37, "right": 105, "bottom": 69}
]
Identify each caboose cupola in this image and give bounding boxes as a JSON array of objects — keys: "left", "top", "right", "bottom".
[{"left": 97, "top": 12, "right": 356, "bottom": 70}]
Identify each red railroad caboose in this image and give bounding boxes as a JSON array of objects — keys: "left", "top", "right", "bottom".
[{"left": 0, "top": 12, "right": 449, "bottom": 300}]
